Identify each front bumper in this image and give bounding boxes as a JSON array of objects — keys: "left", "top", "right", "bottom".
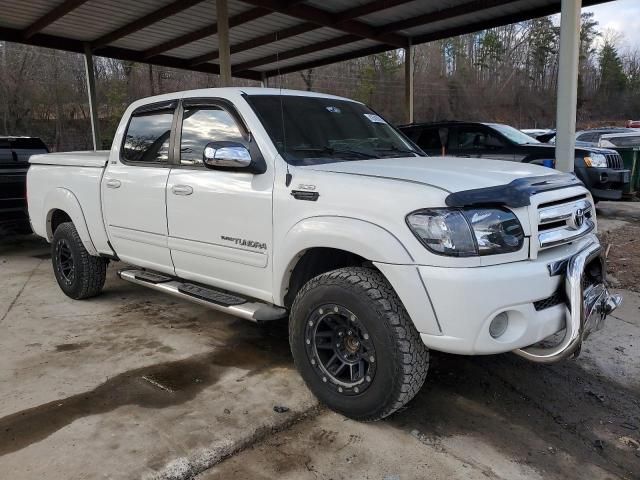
[
  {"left": 412, "top": 235, "right": 621, "bottom": 362},
  {"left": 576, "top": 167, "right": 630, "bottom": 200}
]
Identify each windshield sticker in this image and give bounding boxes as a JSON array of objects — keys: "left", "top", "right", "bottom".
[
  {"left": 326, "top": 106, "right": 341, "bottom": 113},
  {"left": 364, "top": 113, "right": 386, "bottom": 124}
]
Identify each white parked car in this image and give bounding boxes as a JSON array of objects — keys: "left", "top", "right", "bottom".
[{"left": 27, "top": 88, "right": 621, "bottom": 420}]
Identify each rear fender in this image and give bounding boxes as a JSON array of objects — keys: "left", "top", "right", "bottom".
[{"left": 45, "top": 188, "right": 98, "bottom": 255}]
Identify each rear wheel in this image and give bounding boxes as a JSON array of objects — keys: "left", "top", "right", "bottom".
[
  {"left": 52, "top": 222, "right": 108, "bottom": 299},
  {"left": 289, "top": 267, "right": 429, "bottom": 421}
]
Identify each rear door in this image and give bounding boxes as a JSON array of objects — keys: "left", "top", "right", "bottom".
[{"left": 101, "top": 101, "right": 176, "bottom": 273}]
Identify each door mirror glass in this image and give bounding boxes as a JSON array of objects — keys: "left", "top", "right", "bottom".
[{"left": 203, "top": 141, "right": 252, "bottom": 168}]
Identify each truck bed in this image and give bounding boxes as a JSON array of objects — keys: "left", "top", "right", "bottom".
[
  {"left": 29, "top": 150, "right": 109, "bottom": 168},
  {"left": 27, "top": 150, "right": 111, "bottom": 254}
]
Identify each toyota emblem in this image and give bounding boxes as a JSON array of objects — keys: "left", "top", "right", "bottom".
[{"left": 572, "top": 208, "right": 585, "bottom": 229}]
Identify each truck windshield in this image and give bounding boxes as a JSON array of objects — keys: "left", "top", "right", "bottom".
[
  {"left": 246, "top": 95, "right": 423, "bottom": 165},
  {"left": 489, "top": 124, "right": 540, "bottom": 145}
]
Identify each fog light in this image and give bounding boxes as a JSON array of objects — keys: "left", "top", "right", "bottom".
[{"left": 489, "top": 312, "right": 509, "bottom": 338}]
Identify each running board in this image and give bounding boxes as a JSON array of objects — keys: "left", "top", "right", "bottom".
[{"left": 118, "top": 269, "right": 288, "bottom": 322}]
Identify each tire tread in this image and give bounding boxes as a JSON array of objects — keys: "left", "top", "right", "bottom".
[{"left": 290, "top": 266, "right": 429, "bottom": 421}]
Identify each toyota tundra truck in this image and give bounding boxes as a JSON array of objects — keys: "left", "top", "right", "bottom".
[{"left": 27, "top": 88, "right": 621, "bottom": 421}]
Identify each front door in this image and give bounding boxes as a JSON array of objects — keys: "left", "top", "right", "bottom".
[
  {"left": 166, "top": 100, "right": 273, "bottom": 302},
  {"left": 453, "top": 125, "right": 514, "bottom": 161},
  {"left": 102, "top": 101, "right": 176, "bottom": 273}
]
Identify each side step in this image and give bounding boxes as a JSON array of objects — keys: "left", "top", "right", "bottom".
[{"left": 118, "top": 269, "right": 288, "bottom": 322}]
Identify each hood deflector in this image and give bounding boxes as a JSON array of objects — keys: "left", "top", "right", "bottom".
[{"left": 445, "top": 173, "right": 583, "bottom": 208}]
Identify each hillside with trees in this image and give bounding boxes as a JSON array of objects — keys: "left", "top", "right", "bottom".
[{"left": 1, "top": 13, "right": 639, "bottom": 151}]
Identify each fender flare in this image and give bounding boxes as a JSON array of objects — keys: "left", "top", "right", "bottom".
[
  {"left": 275, "top": 216, "right": 415, "bottom": 304},
  {"left": 44, "top": 188, "right": 98, "bottom": 256}
]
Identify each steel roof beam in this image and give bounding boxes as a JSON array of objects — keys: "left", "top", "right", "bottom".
[
  {"left": 142, "top": 7, "right": 269, "bottom": 59},
  {"left": 22, "top": 0, "right": 90, "bottom": 39},
  {"left": 0, "top": 26, "right": 263, "bottom": 81},
  {"left": 377, "top": 0, "right": 520, "bottom": 34},
  {"left": 91, "top": 0, "right": 207, "bottom": 50},
  {"left": 261, "top": 0, "right": 609, "bottom": 77},
  {"left": 189, "top": 0, "right": 416, "bottom": 67},
  {"left": 233, "top": 33, "right": 361, "bottom": 72},
  {"left": 239, "top": 0, "right": 409, "bottom": 48},
  {"left": 189, "top": 22, "right": 317, "bottom": 66}
]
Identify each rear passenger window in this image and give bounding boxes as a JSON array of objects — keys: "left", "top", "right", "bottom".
[{"left": 122, "top": 109, "right": 174, "bottom": 164}]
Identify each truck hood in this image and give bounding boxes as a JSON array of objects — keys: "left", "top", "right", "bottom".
[
  {"left": 522, "top": 142, "right": 617, "bottom": 155},
  {"left": 305, "top": 156, "right": 557, "bottom": 193}
]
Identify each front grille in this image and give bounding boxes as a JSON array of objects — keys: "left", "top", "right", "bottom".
[
  {"left": 605, "top": 152, "right": 623, "bottom": 169},
  {"left": 537, "top": 198, "right": 595, "bottom": 250},
  {"left": 534, "top": 289, "right": 566, "bottom": 311}
]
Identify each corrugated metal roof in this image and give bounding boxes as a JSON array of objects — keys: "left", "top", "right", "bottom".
[{"left": 0, "top": 0, "right": 613, "bottom": 80}]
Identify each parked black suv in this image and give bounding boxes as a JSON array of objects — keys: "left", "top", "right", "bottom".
[
  {"left": 400, "top": 121, "right": 630, "bottom": 201},
  {"left": 0, "top": 137, "right": 48, "bottom": 234}
]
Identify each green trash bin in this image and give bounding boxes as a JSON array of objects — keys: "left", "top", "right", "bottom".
[{"left": 615, "top": 147, "right": 639, "bottom": 196}]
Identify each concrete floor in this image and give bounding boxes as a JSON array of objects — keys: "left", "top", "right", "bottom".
[{"left": 1, "top": 202, "right": 639, "bottom": 480}]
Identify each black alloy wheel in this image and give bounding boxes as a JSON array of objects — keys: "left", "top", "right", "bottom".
[{"left": 305, "top": 304, "right": 376, "bottom": 395}]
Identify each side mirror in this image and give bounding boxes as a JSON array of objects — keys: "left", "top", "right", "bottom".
[{"left": 203, "top": 141, "right": 252, "bottom": 169}]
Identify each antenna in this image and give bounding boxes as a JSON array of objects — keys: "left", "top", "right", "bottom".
[{"left": 275, "top": 33, "right": 292, "bottom": 187}]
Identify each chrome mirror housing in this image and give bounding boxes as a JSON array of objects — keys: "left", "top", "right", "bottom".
[{"left": 203, "top": 142, "right": 252, "bottom": 168}]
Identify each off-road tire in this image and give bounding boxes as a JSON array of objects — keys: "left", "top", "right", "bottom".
[
  {"left": 52, "top": 222, "right": 108, "bottom": 300},
  {"left": 289, "top": 267, "right": 429, "bottom": 421}
]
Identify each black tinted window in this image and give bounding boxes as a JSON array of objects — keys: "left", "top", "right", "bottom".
[
  {"left": 577, "top": 133, "right": 596, "bottom": 142},
  {"left": 180, "top": 107, "right": 244, "bottom": 166},
  {"left": 417, "top": 128, "right": 445, "bottom": 150},
  {"left": 122, "top": 110, "right": 173, "bottom": 164},
  {"left": 456, "top": 127, "right": 504, "bottom": 149}
]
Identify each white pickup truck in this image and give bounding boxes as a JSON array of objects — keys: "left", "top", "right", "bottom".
[{"left": 28, "top": 88, "right": 621, "bottom": 420}]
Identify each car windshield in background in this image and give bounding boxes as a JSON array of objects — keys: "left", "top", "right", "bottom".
[
  {"left": 246, "top": 95, "right": 422, "bottom": 165},
  {"left": 489, "top": 124, "right": 540, "bottom": 145},
  {"left": 600, "top": 135, "right": 640, "bottom": 147}
]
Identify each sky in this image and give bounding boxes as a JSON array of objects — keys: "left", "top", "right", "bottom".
[{"left": 583, "top": 0, "right": 640, "bottom": 50}]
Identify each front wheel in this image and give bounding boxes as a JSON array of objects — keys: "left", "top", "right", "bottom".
[
  {"left": 289, "top": 267, "right": 429, "bottom": 421},
  {"left": 52, "top": 222, "right": 108, "bottom": 299}
]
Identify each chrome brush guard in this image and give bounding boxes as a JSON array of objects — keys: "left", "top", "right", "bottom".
[{"left": 514, "top": 242, "right": 622, "bottom": 364}]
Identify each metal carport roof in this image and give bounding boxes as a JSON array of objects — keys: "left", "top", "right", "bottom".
[{"left": 0, "top": 0, "right": 611, "bottom": 81}]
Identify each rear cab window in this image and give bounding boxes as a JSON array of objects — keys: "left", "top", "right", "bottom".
[{"left": 121, "top": 102, "right": 175, "bottom": 165}]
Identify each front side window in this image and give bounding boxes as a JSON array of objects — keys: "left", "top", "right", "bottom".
[
  {"left": 246, "top": 95, "right": 422, "bottom": 165},
  {"left": 122, "top": 110, "right": 173, "bottom": 164},
  {"left": 180, "top": 107, "right": 245, "bottom": 166}
]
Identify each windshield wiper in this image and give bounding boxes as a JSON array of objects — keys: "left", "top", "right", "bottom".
[
  {"left": 290, "top": 146, "right": 379, "bottom": 159},
  {"left": 374, "top": 146, "right": 419, "bottom": 156}
]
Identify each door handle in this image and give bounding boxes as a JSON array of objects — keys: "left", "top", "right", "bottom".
[
  {"left": 172, "top": 185, "right": 193, "bottom": 196},
  {"left": 105, "top": 179, "right": 121, "bottom": 189}
]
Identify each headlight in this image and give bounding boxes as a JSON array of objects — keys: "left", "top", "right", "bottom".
[
  {"left": 584, "top": 154, "right": 607, "bottom": 168},
  {"left": 406, "top": 208, "right": 525, "bottom": 257}
]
